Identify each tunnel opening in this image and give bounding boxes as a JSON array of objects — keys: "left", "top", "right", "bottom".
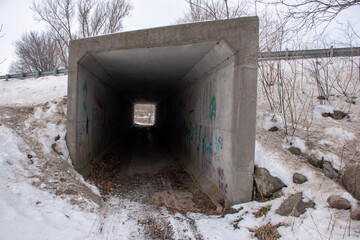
[
  {"left": 68, "top": 18, "right": 259, "bottom": 208},
  {"left": 133, "top": 103, "right": 156, "bottom": 126}
]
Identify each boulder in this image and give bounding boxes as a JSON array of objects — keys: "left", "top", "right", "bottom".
[
  {"left": 308, "top": 156, "right": 323, "bottom": 168},
  {"left": 288, "top": 147, "right": 301, "bottom": 156},
  {"left": 275, "top": 192, "right": 315, "bottom": 217},
  {"left": 293, "top": 173, "right": 308, "bottom": 184},
  {"left": 351, "top": 209, "right": 360, "bottom": 220},
  {"left": 327, "top": 195, "right": 351, "bottom": 210},
  {"left": 342, "top": 164, "right": 360, "bottom": 200},
  {"left": 254, "top": 168, "right": 286, "bottom": 197},
  {"left": 268, "top": 126, "right": 279, "bottom": 132},
  {"left": 322, "top": 161, "right": 338, "bottom": 179}
]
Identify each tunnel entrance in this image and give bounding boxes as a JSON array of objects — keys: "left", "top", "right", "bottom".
[
  {"left": 86, "top": 126, "right": 218, "bottom": 213},
  {"left": 67, "top": 18, "right": 259, "bottom": 207},
  {"left": 134, "top": 103, "right": 156, "bottom": 126}
]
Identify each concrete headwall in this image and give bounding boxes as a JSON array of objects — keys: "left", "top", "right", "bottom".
[
  {"left": 157, "top": 41, "right": 257, "bottom": 207},
  {"left": 67, "top": 17, "right": 259, "bottom": 206}
]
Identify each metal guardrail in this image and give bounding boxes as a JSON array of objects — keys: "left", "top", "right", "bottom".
[
  {"left": 0, "top": 68, "right": 68, "bottom": 81},
  {"left": 259, "top": 46, "right": 360, "bottom": 60},
  {"left": 0, "top": 47, "right": 359, "bottom": 80}
]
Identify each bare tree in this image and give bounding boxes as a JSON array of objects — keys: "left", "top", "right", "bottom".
[
  {"left": 261, "top": 0, "right": 360, "bottom": 30},
  {"left": 177, "top": 0, "right": 249, "bottom": 23},
  {"left": 32, "top": 0, "right": 133, "bottom": 68},
  {"left": 9, "top": 31, "right": 62, "bottom": 73}
]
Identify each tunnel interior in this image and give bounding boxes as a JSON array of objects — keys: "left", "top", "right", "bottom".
[{"left": 68, "top": 18, "right": 259, "bottom": 207}]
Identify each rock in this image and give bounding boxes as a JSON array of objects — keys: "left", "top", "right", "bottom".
[
  {"left": 308, "top": 156, "right": 323, "bottom": 168},
  {"left": 288, "top": 147, "right": 301, "bottom": 155},
  {"left": 51, "top": 143, "right": 63, "bottom": 155},
  {"left": 322, "top": 112, "right": 331, "bottom": 118},
  {"left": 275, "top": 192, "right": 315, "bottom": 217},
  {"left": 322, "top": 161, "right": 338, "bottom": 179},
  {"left": 327, "top": 195, "right": 351, "bottom": 209},
  {"left": 317, "top": 96, "right": 327, "bottom": 100},
  {"left": 331, "top": 111, "right": 347, "bottom": 120},
  {"left": 293, "top": 173, "right": 308, "bottom": 184},
  {"left": 254, "top": 168, "right": 286, "bottom": 198},
  {"left": 268, "top": 126, "right": 279, "bottom": 132},
  {"left": 272, "top": 189, "right": 283, "bottom": 199},
  {"left": 342, "top": 164, "right": 360, "bottom": 200},
  {"left": 351, "top": 209, "right": 360, "bottom": 220},
  {"left": 322, "top": 110, "right": 347, "bottom": 120}
]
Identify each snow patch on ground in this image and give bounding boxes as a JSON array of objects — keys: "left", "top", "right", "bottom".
[
  {"left": 263, "top": 115, "right": 283, "bottom": 130},
  {"left": 0, "top": 76, "right": 67, "bottom": 107},
  {"left": 0, "top": 125, "right": 98, "bottom": 240},
  {"left": 314, "top": 105, "right": 334, "bottom": 118},
  {"left": 281, "top": 136, "right": 307, "bottom": 153},
  {"left": 325, "top": 127, "right": 356, "bottom": 141}
]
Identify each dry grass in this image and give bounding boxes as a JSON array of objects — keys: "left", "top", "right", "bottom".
[{"left": 249, "top": 223, "right": 284, "bottom": 240}]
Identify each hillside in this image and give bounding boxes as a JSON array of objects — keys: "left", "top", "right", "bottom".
[{"left": 0, "top": 73, "right": 359, "bottom": 240}]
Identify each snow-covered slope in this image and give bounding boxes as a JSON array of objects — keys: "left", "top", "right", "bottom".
[{"left": 0, "top": 75, "right": 359, "bottom": 240}]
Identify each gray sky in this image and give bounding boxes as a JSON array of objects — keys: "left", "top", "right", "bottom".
[
  {"left": 0, "top": 0, "right": 187, "bottom": 74},
  {"left": 0, "top": 0, "right": 359, "bottom": 74}
]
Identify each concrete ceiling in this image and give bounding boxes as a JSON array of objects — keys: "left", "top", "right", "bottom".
[{"left": 93, "top": 41, "right": 217, "bottom": 102}]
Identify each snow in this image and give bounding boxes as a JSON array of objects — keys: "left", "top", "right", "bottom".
[
  {"left": 325, "top": 127, "right": 356, "bottom": 141},
  {"left": 0, "top": 76, "right": 67, "bottom": 107},
  {"left": 263, "top": 115, "right": 283, "bottom": 131},
  {"left": 314, "top": 105, "right": 334, "bottom": 118},
  {"left": 1, "top": 75, "right": 360, "bottom": 239},
  {"left": 282, "top": 136, "right": 307, "bottom": 153},
  {"left": 0, "top": 126, "right": 98, "bottom": 240}
]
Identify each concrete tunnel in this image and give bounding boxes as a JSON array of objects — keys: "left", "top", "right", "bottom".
[{"left": 66, "top": 17, "right": 259, "bottom": 207}]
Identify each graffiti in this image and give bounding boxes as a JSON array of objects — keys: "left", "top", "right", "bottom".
[
  {"left": 201, "top": 127, "right": 212, "bottom": 171},
  {"left": 83, "top": 102, "right": 87, "bottom": 111},
  {"left": 214, "top": 133, "right": 224, "bottom": 156},
  {"left": 217, "top": 167, "right": 228, "bottom": 194},
  {"left": 189, "top": 109, "right": 195, "bottom": 114},
  {"left": 83, "top": 82, "right": 88, "bottom": 93},
  {"left": 210, "top": 96, "right": 216, "bottom": 121}
]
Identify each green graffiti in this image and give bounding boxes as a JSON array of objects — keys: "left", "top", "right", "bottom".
[
  {"left": 83, "top": 82, "right": 87, "bottom": 93},
  {"left": 210, "top": 96, "right": 216, "bottom": 121}
]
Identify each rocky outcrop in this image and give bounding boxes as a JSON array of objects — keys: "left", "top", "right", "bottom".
[
  {"left": 293, "top": 173, "right": 307, "bottom": 184},
  {"left": 254, "top": 168, "right": 286, "bottom": 197},
  {"left": 342, "top": 164, "right": 360, "bottom": 200},
  {"left": 327, "top": 195, "right": 351, "bottom": 210},
  {"left": 275, "top": 192, "right": 315, "bottom": 217},
  {"left": 351, "top": 209, "right": 360, "bottom": 220},
  {"left": 308, "top": 156, "right": 323, "bottom": 168},
  {"left": 288, "top": 147, "right": 301, "bottom": 156},
  {"left": 322, "top": 161, "right": 338, "bottom": 179}
]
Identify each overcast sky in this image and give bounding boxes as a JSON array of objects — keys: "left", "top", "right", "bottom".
[
  {"left": 0, "top": 0, "right": 359, "bottom": 74},
  {"left": 0, "top": 0, "right": 187, "bottom": 74}
]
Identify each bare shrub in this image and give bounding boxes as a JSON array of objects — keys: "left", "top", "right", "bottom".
[{"left": 9, "top": 31, "right": 62, "bottom": 73}]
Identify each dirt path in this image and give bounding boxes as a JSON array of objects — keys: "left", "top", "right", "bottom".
[{"left": 87, "top": 126, "right": 218, "bottom": 239}]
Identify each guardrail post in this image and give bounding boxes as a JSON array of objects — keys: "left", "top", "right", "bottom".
[
  {"left": 53, "top": 68, "right": 58, "bottom": 76},
  {"left": 286, "top": 48, "right": 289, "bottom": 60},
  {"left": 21, "top": 72, "right": 25, "bottom": 79},
  {"left": 5, "top": 74, "right": 9, "bottom": 81},
  {"left": 330, "top": 46, "right": 334, "bottom": 57},
  {"left": 36, "top": 70, "right": 41, "bottom": 78}
]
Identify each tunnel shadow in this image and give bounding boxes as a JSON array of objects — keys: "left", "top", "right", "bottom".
[{"left": 86, "top": 125, "right": 218, "bottom": 214}]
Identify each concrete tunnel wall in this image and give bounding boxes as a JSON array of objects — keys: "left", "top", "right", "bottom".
[{"left": 67, "top": 17, "right": 259, "bottom": 206}]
